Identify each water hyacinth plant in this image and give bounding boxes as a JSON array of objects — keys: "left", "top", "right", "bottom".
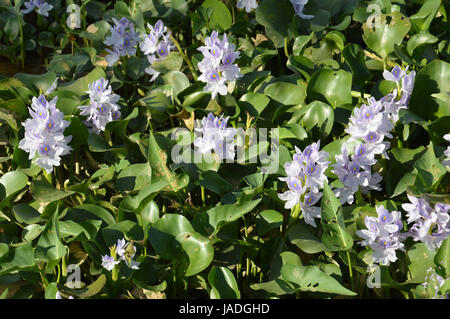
[{"left": 0, "top": 0, "right": 448, "bottom": 302}]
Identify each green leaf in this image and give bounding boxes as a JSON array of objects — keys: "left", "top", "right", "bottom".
[
  {"left": 14, "top": 72, "right": 57, "bottom": 94},
  {"left": 407, "top": 243, "right": 436, "bottom": 283},
  {"left": 413, "top": 143, "right": 446, "bottom": 192},
  {"left": 264, "top": 81, "right": 306, "bottom": 105},
  {"left": 136, "top": 198, "right": 159, "bottom": 233},
  {"left": 102, "top": 220, "right": 144, "bottom": 247},
  {"left": 238, "top": 92, "right": 270, "bottom": 119},
  {"left": 63, "top": 204, "right": 116, "bottom": 226},
  {"left": 435, "top": 237, "right": 449, "bottom": 277},
  {"left": 199, "top": 171, "right": 233, "bottom": 196},
  {"left": 0, "top": 170, "right": 28, "bottom": 201},
  {"left": 201, "top": 0, "right": 232, "bottom": 31},
  {"left": 59, "top": 67, "right": 106, "bottom": 95},
  {"left": 87, "top": 133, "right": 126, "bottom": 153},
  {"left": 115, "top": 163, "right": 152, "bottom": 192},
  {"left": 320, "top": 183, "right": 353, "bottom": 251},
  {"left": 192, "top": 199, "right": 261, "bottom": 236},
  {"left": 289, "top": 101, "right": 334, "bottom": 139},
  {"left": 208, "top": 266, "right": 241, "bottom": 299},
  {"left": 80, "top": 21, "right": 111, "bottom": 42},
  {"left": 281, "top": 264, "right": 356, "bottom": 296},
  {"left": 256, "top": 0, "right": 294, "bottom": 37},
  {"left": 287, "top": 221, "right": 326, "bottom": 254},
  {"left": 362, "top": 12, "right": 411, "bottom": 59},
  {"left": 44, "top": 283, "right": 59, "bottom": 299},
  {"left": 409, "top": 60, "right": 450, "bottom": 120},
  {"left": 151, "top": 52, "right": 183, "bottom": 73},
  {"left": 30, "top": 175, "right": 75, "bottom": 203},
  {"left": 256, "top": 210, "right": 283, "bottom": 236},
  {"left": 407, "top": 33, "right": 439, "bottom": 56},
  {"left": 410, "top": 0, "right": 441, "bottom": 33},
  {"left": 139, "top": 92, "right": 170, "bottom": 124},
  {"left": 13, "top": 204, "right": 41, "bottom": 224},
  {"left": 148, "top": 214, "right": 214, "bottom": 276},
  {"left": 148, "top": 132, "right": 186, "bottom": 192},
  {"left": 0, "top": 243, "right": 35, "bottom": 276},
  {"left": 342, "top": 43, "right": 371, "bottom": 85},
  {"left": 35, "top": 209, "right": 67, "bottom": 262},
  {"left": 307, "top": 69, "right": 352, "bottom": 108}
]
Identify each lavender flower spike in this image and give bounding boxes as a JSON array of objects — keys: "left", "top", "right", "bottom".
[
  {"left": 357, "top": 205, "right": 405, "bottom": 266},
  {"left": 18, "top": 95, "right": 72, "bottom": 173}
]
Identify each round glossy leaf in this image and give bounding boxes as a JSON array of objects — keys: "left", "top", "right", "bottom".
[
  {"left": 264, "top": 81, "right": 306, "bottom": 106},
  {"left": 362, "top": 12, "right": 411, "bottom": 59},
  {"left": 115, "top": 163, "right": 152, "bottom": 192},
  {"left": 208, "top": 266, "right": 241, "bottom": 299},
  {"left": 307, "top": 69, "right": 352, "bottom": 108},
  {"left": 409, "top": 60, "right": 450, "bottom": 120},
  {"left": 201, "top": 0, "right": 232, "bottom": 31},
  {"left": 0, "top": 170, "right": 28, "bottom": 201},
  {"left": 256, "top": 0, "right": 294, "bottom": 37}
]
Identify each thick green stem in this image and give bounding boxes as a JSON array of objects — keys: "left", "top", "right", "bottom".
[
  {"left": 284, "top": 37, "right": 289, "bottom": 58},
  {"left": 201, "top": 186, "right": 206, "bottom": 207},
  {"left": 346, "top": 250, "right": 355, "bottom": 293}
]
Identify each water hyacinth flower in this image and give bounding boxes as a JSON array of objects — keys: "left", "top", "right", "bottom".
[
  {"left": 357, "top": 205, "right": 405, "bottom": 266},
  {"left": 101, "top": 255, "right": 120, "bottom": 271},
  {"left": 383, "top": 65, "right": 405, "bottom": 84},
  {"left": 140, "top": 20, "right": 175, "bottom": 82},
  {"left": 78, "top": 77, "right": 121, "bottom": 134},
  {"left": 104, "top": 17, "right": 140, "bottom": 66},
  {"left": 381, "top": 66, "right": 416, "bottom": 123},
  {"left": 18, "top": 95, "right": 72, "bottom": 173},
  {"left": 403, "top": 196, "right": 450, "bottom": 251},
  {"left": 197, "top": 31, "right": 242, "bottom": 99},
  {"left": 101, "top": 238, "right": 140, "bottom": 271},
  {"left": 290, "top": 0, "right": 314, "bottom": 19},
  {"left": 278, "top": 141, "right": 329, "bottom": 227},
  {"left": 22, "top": 0, "right": 53, "bottom": 17},
  {"left": 332, "top": 143, "right": 373, "bottom": 205},
  {"left": 193, "top": 113, "right": 237, "bottom": 160},
  {"left": 346, "top": 97, "right": 393, "bottom": 158},
  {"left": 236, "top": 0, "right": 258, "bottom": 13}
]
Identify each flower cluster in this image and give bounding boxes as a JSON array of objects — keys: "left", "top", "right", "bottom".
[
  {"left": 140, "top": 20, "right": 175, "bottom": 82},
  {"left": 402, "top": 195, "right": 450, "bottom": 251},
  {"left": 346, "top": 96, "right": 394, "bottom": 158},
  {"left": 381, "top": 66, "right": 416, "bottom": 123},
  {"left": 101, "top": 238, "right": 140, "bottom": 271},
  {"left": 198, "top": 31, "right": 242, "bottom": 99},
  {"left": 357, "top": 205, "right": 405, "bottom": 266},
  {"left": 290, "top": 0, "right": 314, "bottom": 19},
  {"left": 78, "top": 77, "right": 121, "bottom": 134},
  {"left": 237, "top": 0, "right": 258, "bottom": 13},
  {"left": 193, "top": 113, "right": 237, "bottom": 160},
  {"left": 19, "top": 95, "right": 72, "bottom": 173},
  {"left": 332, "top": 142, "right": 382, "bottom": 205},
  {"left": 104, "top": 17, "right": 139, "bottom": 66},
  {"left": 333, "top": 66, "right": 416, "bottom": 205},
  {"left": 278, "top": 141, "right": 330, "bottom": 227},
  {"left": 22, "top": 0, "right": 53, "bottom": 17}
]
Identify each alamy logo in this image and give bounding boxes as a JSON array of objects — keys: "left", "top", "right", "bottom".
[{"left": 66, "top": 4, "right": 81, "bottom": 30}]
